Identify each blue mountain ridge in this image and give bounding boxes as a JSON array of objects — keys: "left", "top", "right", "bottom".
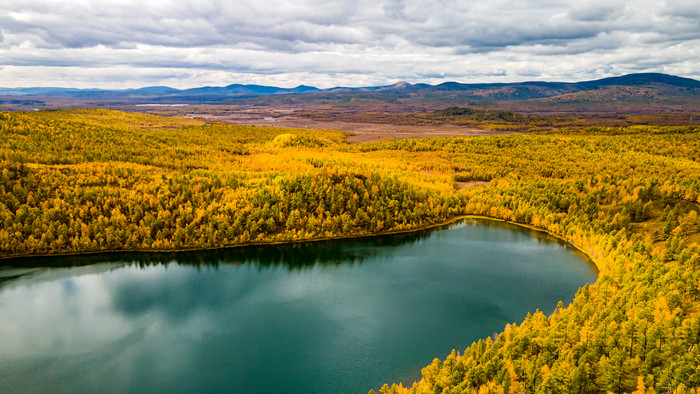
[{"left": 0, "top": 73, "right": 697, "bottom": 99}]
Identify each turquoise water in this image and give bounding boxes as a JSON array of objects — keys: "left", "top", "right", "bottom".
[{"left": 0, "top": 219, "right": 596, "bottom": 393}]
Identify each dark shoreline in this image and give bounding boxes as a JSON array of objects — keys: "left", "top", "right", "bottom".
[{"left": 0, "top": 215, "right": 599, "bottom": 271}]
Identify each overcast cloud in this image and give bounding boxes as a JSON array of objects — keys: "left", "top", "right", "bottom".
[{"left": 0, "top": 0, "right": 698, "bottom": 88}]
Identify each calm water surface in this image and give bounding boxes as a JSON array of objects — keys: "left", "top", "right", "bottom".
[{"left": 0, "top": 219, "right": 596, "bottom": 393}]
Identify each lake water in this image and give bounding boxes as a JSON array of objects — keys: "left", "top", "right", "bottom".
[{"left": 0, "top": 219, "right": 596, "bottom": 393}]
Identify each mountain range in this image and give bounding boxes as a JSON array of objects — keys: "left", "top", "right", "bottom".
[
  {"left": 1, "top": 73, "right": 699, "bottom": 110},
  {"left": 0, "top": 84, "right": 320, "bottom": 99}
]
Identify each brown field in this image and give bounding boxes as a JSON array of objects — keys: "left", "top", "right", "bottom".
[{"left": 182, "top": 110, "right": 521, "bottom": 143}]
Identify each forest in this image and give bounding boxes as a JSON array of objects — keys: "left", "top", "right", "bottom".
[{"left": 1, "top": 109, "right": 700, "bottom": 392}]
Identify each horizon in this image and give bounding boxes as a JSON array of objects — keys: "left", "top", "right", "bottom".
[
  {"left": 2, "top": 1, "right": 699, "bottom": 90},
  {"left": 2, "top": 71, "right": 698, "bottom": 92}
]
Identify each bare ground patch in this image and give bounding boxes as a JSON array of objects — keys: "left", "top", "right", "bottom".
[
  {"left": 455, "top": 181, "right": 490, "bottom": 190},
  {"left": 186, "top": 112, "right": 523, "bottom": 143}
]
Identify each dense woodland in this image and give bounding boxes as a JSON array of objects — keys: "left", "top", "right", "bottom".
[
  {"left": 2, "top": 109, "right": 700, "bottom": 392},
  {"left": 292, "top": 105, "right": 699, "bottom": 132}
]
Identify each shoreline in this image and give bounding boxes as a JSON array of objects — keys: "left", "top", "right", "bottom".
[{"left": 0, "top": 215, "right": 598, "bottom": 271}]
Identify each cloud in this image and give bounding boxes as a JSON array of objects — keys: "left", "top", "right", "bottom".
[
  {"left": 0, "top": 0, "right": 699, "bottom": 88},
  {"left": 569, "top": 0, "right": 626, "bottom": 22}
]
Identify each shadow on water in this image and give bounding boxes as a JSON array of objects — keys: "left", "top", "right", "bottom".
[
  {"left": 0, "top": 218, "right": 596, "bottom": 284},
  {"left": 1, "top": 220, "right": 441, "bottom": 270}
]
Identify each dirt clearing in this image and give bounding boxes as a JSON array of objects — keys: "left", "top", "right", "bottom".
[{"left": 186, "top": 112, "right": 523, "bottom": 143}]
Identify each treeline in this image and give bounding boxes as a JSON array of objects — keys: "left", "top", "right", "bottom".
[
  {"left": 422, "top": 106, "right": 700, "bottom": 131},
  {"left": 0, "top": 162, "right": 460, "bottom": 255},
  {"left": 0, "top": 110, "right": 459, "bottom": 256},
  {"left": 421, "top": 106, "right": 586, "bottom": 131}
]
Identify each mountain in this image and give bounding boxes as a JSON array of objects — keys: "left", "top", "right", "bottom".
[
  {"left": 577, "top": 73, "right": 700, "bottom": 89},
  {"left": 0, "top": 73, "right": 698, "bottom": 109},
  {"left": 177, "top": 84, "right": 320, "bottom": 97},
  {"left": 0, "top": 84, "right": 319, "bottom": 99}
]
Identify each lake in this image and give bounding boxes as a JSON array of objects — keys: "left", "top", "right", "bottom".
[{"left": 0, "top": 218, "right": 596, "bottom": 393}]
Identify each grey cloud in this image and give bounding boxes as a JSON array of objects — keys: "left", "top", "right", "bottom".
[
  {"left": 383, "top": 0, "right": 407, "bottom": 20},
  {"left": 569, "top": 1, "right": 626, "bottom": 22},
  {"left": 1, "top": 0, "right": 699, "bottom": 88},
  {"left": 661, "top": 0, "right": 700, "bottom": 19},
  {"left": 510, "top": 32, "right": 631, "bottom": 56},
  {"left": 3, "top": 0, "right": 696, "bottom": 53},
  {"left": 361, "top": 3, "right": 610, "bottom": 51}
]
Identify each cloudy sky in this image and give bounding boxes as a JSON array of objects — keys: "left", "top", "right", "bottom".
[{"left": 1, "top": 0, "right": 699, "bottom": 89}]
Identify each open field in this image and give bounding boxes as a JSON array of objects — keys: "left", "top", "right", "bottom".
[
  {"left": 180, "top": 110, "right": 517, "bottom": 143},
  {"left": 111, "top": 100, "right": 700, "bottom": 144}
]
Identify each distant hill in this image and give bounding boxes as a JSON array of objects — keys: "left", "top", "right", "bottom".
[
  {"left": 402, "top": 73, "right": 700, "bottom": 102},
  {"left": 577, "top": 73, "right": 700, "bottom": 89},
  {"left": 177, "top": 84, "right": 320, "bottom": 97},
  {"left": 0, "top": 84, "right": 319, "bottom": 99},
  {"left": 1, "top": 73, "right": 698, "bottom": 110}
]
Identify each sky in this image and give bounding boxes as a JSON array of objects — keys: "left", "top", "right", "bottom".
[{"left": 1, "top": 0, "right": 699, "bottom": 89}]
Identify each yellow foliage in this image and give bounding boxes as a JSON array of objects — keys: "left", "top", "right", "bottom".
[{"left": 3, "top": 109, "right": 700, "bottom": 392}]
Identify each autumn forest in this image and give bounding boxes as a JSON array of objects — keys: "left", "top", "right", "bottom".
[{"left": 2, "top": 108, "right": 700, "bottom": 392}]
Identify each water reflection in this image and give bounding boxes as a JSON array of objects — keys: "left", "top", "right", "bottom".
[
  {"left": 1, "top": 218, "right": 570, "bottom": 274},
  {"left": 0, "top": 219, "right": 597, "bottom": 393},
  {"left": 2, "top": 220, "right": 443, "bottom": 272}
]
